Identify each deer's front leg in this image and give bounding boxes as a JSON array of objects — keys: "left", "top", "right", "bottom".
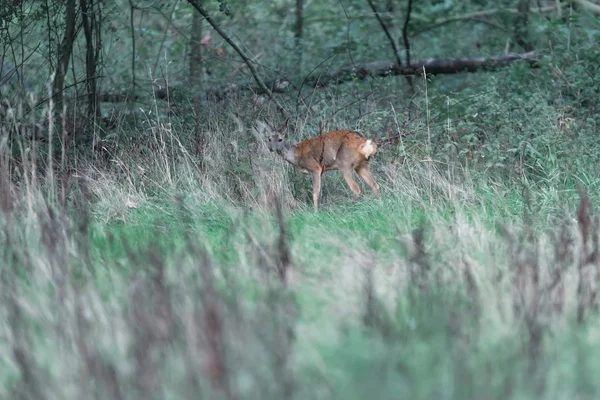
[{"left": 311, "top": 169, "right": 322, "bottom": 211}]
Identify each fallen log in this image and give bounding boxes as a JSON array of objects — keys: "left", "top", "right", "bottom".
[{"left": 304, "top": 51, "right": 537, "bottom": 88}]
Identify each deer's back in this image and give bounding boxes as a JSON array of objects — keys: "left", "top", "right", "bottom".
[{"left": 296, "top": 130, "right": 372, "bottom": 170}]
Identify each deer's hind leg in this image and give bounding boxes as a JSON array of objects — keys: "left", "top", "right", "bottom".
[{"left": 356, "top": 161, "right": 380, "bottom": 198}]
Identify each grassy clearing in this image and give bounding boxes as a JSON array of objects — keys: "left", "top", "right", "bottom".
[
  {"left": 3, "top": 148, "right": 600, "bottom": 399},
  {"left": 3, "top": 78, "right": 600, "bottom": 399},
  {"left": 4, "top": 2, "right": 600, "bottom": 397}
]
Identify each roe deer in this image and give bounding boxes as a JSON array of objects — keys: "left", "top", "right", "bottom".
[{"left": 267, "top": 128, "right": 380, "bottom": 210}]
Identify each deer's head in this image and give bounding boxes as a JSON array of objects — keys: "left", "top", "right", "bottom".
[
  {"left": 266, "top": 117, "right": 290, "bottom": 153},
  {"left": 267, "top": 133, "right": 286, "bottom": 153}
]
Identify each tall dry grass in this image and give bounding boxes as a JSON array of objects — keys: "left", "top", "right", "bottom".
[{"left": 2, "top": 88, "right": 600, "bottom": 399}]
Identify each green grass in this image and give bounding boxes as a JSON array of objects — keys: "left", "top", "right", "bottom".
[
  {"left": 4, "top": 87, "right": 600, "bottom": 399},
  {"left": 3, "top": 169, "right": 600, "bottom": 399}
]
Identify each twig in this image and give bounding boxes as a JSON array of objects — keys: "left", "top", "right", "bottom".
[
  {"left": 34, "top": 75, "right": 106, "bottom": 109},
  {"left": 295, "top": 52, "right": 339, "bottom": 116},
  {"left": 0, "top": 42, "right": 41, "bottom": 88}
]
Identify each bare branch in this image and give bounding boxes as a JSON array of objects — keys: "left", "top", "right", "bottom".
[
  {"left": 366, "top": 0, "right": 402, "bottom": 67},
  {"left": 187, "top": 0, "right": 289, "bottom": 118},
  {"left": 412, "top": 3, "right": 568, "bottom": 36},
  {"left": 575, "top": 0, "right": 600, "bottom": 14},
  {"left": 366, "top": 0, "right": 414, "bottom": 93}
]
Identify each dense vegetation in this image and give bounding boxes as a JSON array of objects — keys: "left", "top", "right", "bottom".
[{"left": 2, "top": 0, "right": 600, "bottom": 399}]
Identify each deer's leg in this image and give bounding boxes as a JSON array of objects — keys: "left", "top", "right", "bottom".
[
  {"left": 356, "top": 162, "right": 380, "bottom": 198},
  {"left": 311, "top": 169, "right": 322, "bottom": 211},
  {"left": 339, "top": 165, "right": 360, "bottom": 200}
]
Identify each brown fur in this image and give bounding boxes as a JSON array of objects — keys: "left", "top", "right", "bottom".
[{"left": 268, "top": 129, "right": 380, "bottom": 210}]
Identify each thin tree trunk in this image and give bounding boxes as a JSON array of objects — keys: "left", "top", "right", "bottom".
[
  {"left": 80, "top": 0, "right": 99, "bottom": 118},
  {"left": 52, "top": 0, "right": 77, "bottom": 113},
  {"left": 294, "top": 0, "right": 303, "bottom": 74},
  {"left": 514, "top": 0, "right": 534, "bottom": 51},
  {"left": 189, "top": 4, "right": 206, "bottom": 160},
  {"left": 402, "top": 0, "right": 413, "bottom": 66},
  {"left": 189, "top": 5, "right": 204, "bottom": 90},
  {"left": 128, "top": 0, "right": 136, "bottom": 97},
  {"left": 402, "top": 0, "right": 415, "bottom": 95}
]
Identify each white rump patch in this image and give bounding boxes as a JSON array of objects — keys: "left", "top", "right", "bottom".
[{"left": 360, "top": 139, "right": 376, "bottom": 158}]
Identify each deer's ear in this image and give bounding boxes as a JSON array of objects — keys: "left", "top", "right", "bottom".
[{"left": 276, "top": 117, "right": 289, "bottom": 134}]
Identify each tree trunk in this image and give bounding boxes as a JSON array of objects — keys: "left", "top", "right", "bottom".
[
  {"left": 294, "top": 0, "right": 303, "bottom": 73},
  {"left": 402, "top": 0, "right": 415, "bottom": 94},
  {"left": 189, "top": 4, "right": 204, "bottom": 90},
  {"left": 514, "top": 0, "right": 534, "bottom": 51},
  {"left": 80, "top": 0, "right": 100, "bottom": 118},
  {"left": 128, "top": 0, "right": 136, "bottom": 98},
  {"left": 189, "top": 4, "right": 206, "bottom": 160},
  {"left": 52, "top": 0, "right": 77, "bottom": 113}
]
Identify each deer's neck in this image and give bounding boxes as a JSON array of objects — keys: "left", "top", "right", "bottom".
[{"left": 278, "top": 144, "right": 300, "bottom": 166}]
